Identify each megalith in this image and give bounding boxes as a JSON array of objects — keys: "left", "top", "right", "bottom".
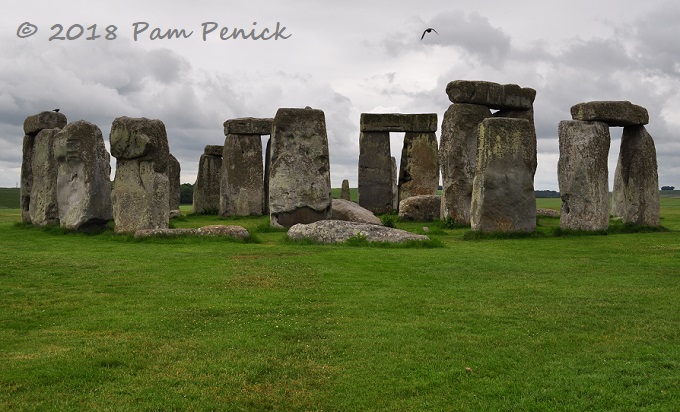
[
  {"left": 168, "top": 154, "right": 181, "bottom": 215},
  {"left": 358, "top": 130, "right": 392, "bottom": 213},
  {"left": 340, "top": 179, "right": 351, "bottom": 201},
  {"left": 571, "top": 101, "right": 649, "bottom": 126},
  {"left": 269, "top": 107, "right": 331, "bottom": 227},
  {"left": 470, "top": 118, "right": 537, "bottom": 232},
  {"left": 220, "top": 118, "right": 272, "bottom": 217},
  {"left": 557, "top": 120, "right": 611, "bottom": 231},
  {"left": 21, "top": 110, "right": 67, "bottom": 224},
  {"left": 28, "top": 128, "right": 61, "bottom": 226},
  {"left": 109, "top": 116, "right": 170, "bottom": 233},
  {"left": 193, "top": 145, "right": 222, "bottom": 214},
  {"left": 54, "top": 120, "right": 112, "bottom": 231},
  {"left": 439, "top": 103, "right": 492, "bottom": 224},
  {"left": 398, "top": 131, "right": 439, "bottom": 202},
  {"left": 612, "top": 126, "right": 660, "bottom": 226}
]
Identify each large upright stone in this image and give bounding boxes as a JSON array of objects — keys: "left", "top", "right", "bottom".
[
  {"left": 470, "top": 118, "right": 537, "bottom": 232},
  {"left": 439, "top": 103, "right": 492, "bottom": 224},
  {"left": 340, "top": 179, "right": 351, "bottom": 201},
  {"left": 446, "top": 80, "right": 536, "bottom": 110},
  {"left": 193, "top": 146, "right": 222, "bottom": 214},
  {"left": 557, "top": 120, "right": 611, "bottom": 231},
  {"left": 54, "top": 120, "right": 112, "bottom": 231},
  {"left": 110, "top": 116, "right": 170, "bottom": 233},
  {"left": 263, "top": 138, "right": 271, "bottom": 215},
  {"left": 571, "top": 101, "right": 649, "bottom": 126},
  {"left": 612, "top": 126, "right": 660, "bottom": 226},
  {"left": 269, "top": 108, "right": 331, "bottom": 227},
  {"left": 391, "top": 157, "right": 398, "bottom": 210},
  {"left": 220, "top": 134, "right": 264, "bottom": 216},
  {"left": 168, "top": 154, "right": 181, "bottom": 214},
  {"left": 21, "top": 111, "right": 67, "bottom": 224},
  {"left": 358, "top": 131, "right": 393, "bottom": 214},
  {"left": 398, "top": 132, "right": 439, "bottom": 202},
  {"left": 28, "top": 129, "right": 60, "bottom": 226}
]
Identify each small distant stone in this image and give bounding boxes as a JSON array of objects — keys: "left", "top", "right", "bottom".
[{"left": 536, "top": 208, "right": 559, "bottom": 217}]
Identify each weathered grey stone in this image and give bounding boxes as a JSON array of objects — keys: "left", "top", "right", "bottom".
[
  {"left": 557, "top": 120, "right": 611, "bottom": 231},
  {"left": 340, "top": 179, "right": 351, "bottom": 201},
  {"left": 398, "top": 195, "right": 441, "bottom": 221},
  {"left": 439, "top": 103, "right": 492, "bottom": 224},
  {"left": 220, "top": 134, "right": 264, "bottom": 216},
  {"left": 54, "top": 121, "right": 112, "bottom": 231},
  {"left": 28, "top": 129, "right": 60, "bottom": 226},
  {"left": 168, "top": 154, "right": 181, "bottom": 212},
  {"left": 446, "top": 80, "right": 536, "bottom": 110},
  {"left": 331, "top": 199, "right": 382, "bottom": 225},
  {"left": 470, "top": 118, "right": 537, "bottom": 232},
  {"left": 23, "top": 111, "right": 67, "bottom": 136},
  {"left": 134, "top": 228, "right": 198, "bottom": 238},
  {"left": 223, "top": 117, "right": 273, "bottom": 135},
  {"left": 196, "top": 225, "right": 250, "bottom": 239},
  {"left": 391, "top": 157, "right": 398, "bottom": 210},
  {"left": 193, "top": 153, "right": 222, "bottom": 214},
  {"left": 169, "top": 210, "right": 181, "bottom": 219},
  {"left": 110, "top": 117, "right": 170, "bottom": 233},
  {"left": 611, "top": 126, "right": 660, "bottom": 226},
  {"left": 358, "top": 131, "right": 393, "bottom": 214},
  {"left": 570, "top": 101, "right": 649, "bottom": 126},
  {"left": 360, "top": 113, "right": 438, "bottom": 132},
  {"left": 269, "top": 108, "right": 332, "bottom": 227},
  {"left": 263, "top": 137, "right": 271, "bottom": 215},
  {"left": 398, "top": 132, "right": 439, "bottom": 203},
  {"left": 287, "top": 220, "right": 429, "bottom": 244},
  {"left": 20, "top": 135, "right": 34, "bottom": 223},
  {"left": 204, "top": 145, "right": 223, "bottom": 157}
]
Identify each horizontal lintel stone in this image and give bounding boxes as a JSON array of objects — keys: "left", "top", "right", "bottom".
[
  {"left": 223, "top": 117, "right": 274, "bottom": 135},
  {"left": 360, "top": 113, "right": 438, "bottom": 132},
  {"left": 446, "top": 80, "right": 536, "bottom": 110},
  {"left": 570, "top": 101, "right": 649, "bottom": 126}
]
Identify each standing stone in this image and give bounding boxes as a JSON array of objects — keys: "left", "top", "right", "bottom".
[
  {"left": 109, "top": 116, "right": 170, "bottom": 233},
  {"left": 54, "top": 120, "right": 112, "bottom": 231},
  {"left": 439, "top": 103, "right": 492, "bottom": 224},
  {"left": 398, "top": 132, "right": 439, "bottom": 203},
  {"left": 28, "top": 129, "right": 60, "bottom": 226},
  {"left": 21, "top": 111, "right": 67, "bottom": 224},
  {"left": 470, "top": 118, "right": 537, "bottom": 232},
  {"left": 557, "top": 120, "right": 611, "bottom": 231},
  {"left": 340, "top": 179, "right": 351, "bottom": 201},
  {"left": 358, "top": 131, "right": 393, "bottom": 213},
  {"left": 264, "top": 137, "right": 271, "bottom": 215},
  {"left": 391, "top": 157, "right": 398, "bottom": 211},
  {"left": 193, "top": 146, "right": 222, "bottom": 214},
  {"left": 220, "top": 134, "right": 264, "bottom": 216},
  {"left": 611, "top": 126, "right": 660, "bottom": 226},
  {"left": 269, "top": 108, "right": 331, "bottom": 227},
  {"left": 168, "top": 154, "right": 181, "bottom": 215}
]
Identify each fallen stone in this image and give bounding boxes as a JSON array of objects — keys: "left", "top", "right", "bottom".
[
  {"left": 23, "top": 111, "right": 67, "bottom": 136},
  {"left": 331, "top": 199, "right": 382, "bottom": 225},
  {"left": 134, "top": 228, "right": 198, "bottom": 238},
  {"left": 398, "top": 195, "right": 441, "bottom": 221},
  {"left": 360, "top": 113, "right": 438, "bottom": 132},
  {"left": 536, "top": 208, "right": 560, "bottom": 218},
  {"left": 611, "top": 125, "right": 660, "bottom": 226},
  {"left": 439, "top": 103, "right": 492, "bottom": 224},
  {"left": 570, "top": 101, "right": 649, "bottom": 126},
  {"left": 223, "top": 117, "right": 273, "bottom": 135},
  {"left": 446, "top": 80, "right": 536, "bottom": 110},
  {"left": 196, "top": 225, "right": 250, "bottom": 239},
  {"left": 470, "top": 118, "right": 537, "bottom": 232},
  {"left": 287, "top": 220, "right": 429, "bottom": 244},
  {"left": 269, "top": 107, "right": 332, "bottom": 227},
  {"left": 557, "top": 120, "right": 611, "bottom": 231},
  {"left": 54, "top": 120, "right": 112, "bottom": 231}
]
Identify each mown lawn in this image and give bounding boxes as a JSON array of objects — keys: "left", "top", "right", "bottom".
[{"left": 0, "top": 199, "right": 678, "bottom": 411}]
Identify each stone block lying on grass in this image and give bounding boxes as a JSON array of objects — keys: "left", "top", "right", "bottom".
[
  {"left": 398, "top": 195, "right": 441, "bottom": 221},
  {"left": 134, "top": 225, "right": 250, "bottom": 239},
  {"left": 287, "top": 220, "right": 428, "bottom": 244},
  {"left": 331, "top": 199, "right": 382, "bottom": 225}
]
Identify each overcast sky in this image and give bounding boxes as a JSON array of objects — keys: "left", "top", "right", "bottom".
[{"left": 1, "top": 0, "right": 678, "bottom": 190}]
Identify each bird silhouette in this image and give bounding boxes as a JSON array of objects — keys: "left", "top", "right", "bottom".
[
  {"left": 421, "top": 28, "right": 439, "bottom": 40},
  {"left": 53, "top": 109, "right": 60, "bottom": 112}
]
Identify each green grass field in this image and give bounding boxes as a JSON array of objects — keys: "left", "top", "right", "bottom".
[{"left": 1, "top": 196, "right": 679, "bottom": 411}]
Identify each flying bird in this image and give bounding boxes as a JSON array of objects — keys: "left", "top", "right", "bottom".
[
  {"left": 420, "top": 28, "right": 439, "bottom": 40},
  {"left": 53, "top": 109, "right": 60, "bottom": 112}
]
